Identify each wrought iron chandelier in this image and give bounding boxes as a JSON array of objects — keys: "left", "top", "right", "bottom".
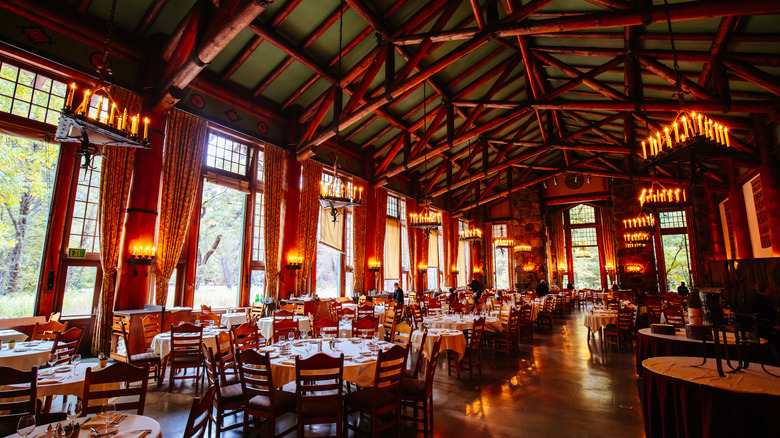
[
  {"left": 55, "top": 0, "right": 150, "bottom": 169},
  {"left": 409, "top": 80, "right": 441, "bottom": 235}
]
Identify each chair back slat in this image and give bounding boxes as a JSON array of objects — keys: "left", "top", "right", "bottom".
[
  {"left": 231, "top": 322, "right": 262, "bottom": 352},
  {"left": 82, "top": 362, "right": 149, "bottom": 415},
  {"left": 392, "top": 321, "right": 413, "bottom": 347},
  {"left": 295, "top": 353, "right": 344, "bottom": 406},
  {"left": 373, "top": 345, "right": 407, "bottom": 392},
  {"left": 31, "top": 320, "right": 68, "bottom": 341},
  {"left": 351, "top": 316, "right": 378, "bottom": 337},
  {"left": 312, "top": 318, "right": 339, "bottom": 338},
  {"left": 0, "top": 366, "right": 37, "bottom": 414},
  {"left": 238, "top": 350, "right": 275, "bottom": 402},
  {"left": 141, "top": 315, "right": 160, "bottom": 350},
  {"left": 272, "top": 319, "right": 299, "bottom": 343},
  {"left": 182, "top": 386, "right": 215, "bottom": 438},
  {"left": 51, "top": 327, "right": 83, "bottom": 365}
]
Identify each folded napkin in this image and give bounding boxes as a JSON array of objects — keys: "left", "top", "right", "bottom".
[
  {"left": 351, "top": 356, "right": 375, "bottom": 364},
  {"left": 38, "top": 378, "right": 63, "bottom": 385},
  {"left": 82, "top": 414, "right": 120, "bottom": 427},
  {"left": 280, "top": 360, "right": 296, "bottom": 366}
]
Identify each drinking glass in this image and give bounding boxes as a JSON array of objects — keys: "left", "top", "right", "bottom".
[
  {"left": 16, "top": 415, "right": 35, "bottom": 438},
  {"left": 278, "top": 336, "right": 285, "bottom": 346},
  {"left": 372, "top": 332, "right": 379, "bottom": 345},
  {"left": 66, "top": 400, "right": 82, "bottom": 422},
  {"left": 47, "top": 353, "right": 58, "bottom": 369},
  {"left": 304, "top": 342, "right": 313, "bottom": 357},
  {"left": 102, "top": 402, "right": 116, "bottom": 431},
  {"left": 71, "top": 354, "right": 81, "bottom": 368},
  {"left": 287, "top": 331, "right": 295, "bottom": 343}
]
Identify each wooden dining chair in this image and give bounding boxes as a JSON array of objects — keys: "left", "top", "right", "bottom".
[
  {"left": 645, "top": 297, "right": 663, "bottom": 325},
  {"left": 197, "top": 312, "right": 222, "bottom": 328},
  {"left": 0, "top": 366, "right": 37, "bottom": 436},
  {"left": 351, "top": 316, "right": 378, "bottom": 338},
  {"left": 457, "top": 317, "right": 484, "bottom": 379},
  {"left": 182, "top": 385, "right": 216, "bottom": 438},
  {"left": 141, "top": 314, "right": 161, "bottom": 350},
  {"left": 200, "top": 305, "right": 212, "bottom": 312},
  {"left": 120, "top": 321, "right": 162, "bottom": 387},
  {"left": 50, "top": 326, "right": 83, "bottom": 366},
  {"left": 409, "top": 304, "right": 423, "bottom": 331},
  {"left": 603, "top": 307, "right": 636, "bottom": 351},
  {"left": 312, "top": 318, "right": 339, "bottom": 338},
  {"left": 382, "top": 308, "right": 397, "bottom": 341},
  {"left": 357, "top": 304, "right": 374, "bottom": 320},
  {"left": 273, "top": 309, "right": 296, "bottom": 322},
  {"left": 517, "top": 304, "right": 534, "bottom": 342},
  {"left": 202, "top": 345, "right": 244, "bottom": 437},
  {"left": 31, "top": 320, "right": 68, "bottom": 341},
  {"left": 215, "top": 331, "right": 238, "bottom": 385},
  {"left": 295, "top": 352, "right": 345, "bottom": 438},
  {"left": 392, "top": 321, "right": 413, "bottom": 347},
  {"left": 401, "top": 337, "right": 443, "bottom": 437},
  {"left": 271, "top": 318, "right": 299, "bottom": 344},
  {"left": 344, "top": 344, "right": 408, "bottom": 438},
  {"left": 662, "top": 305, "right": 686, "bottom": 329},
  {"left": 231, "top": 322, "right": 263, "bottom": 353},
  {"left": 536, "top": 296, "right": 554, "bottom": 330},
  {"left": 82, "top": 361, "right": 149, "bottom": 415},
  {"left": 48, "top": 312, "right": 61, "bottom": 323},
  {"left": 405, "top": 330, "right": 427, "bottom": 380},
  {"left": 237, "top": 350, "right": 296, "bottom": 438},
  {"left": 250, "top": 302, "right": 265, "bottom": 320},
  {"left": 168, "top": 322, "right": 204, "bottom": 392},
  {"left": 330, "top": 301, "right": 343, "bottom": 321},
  {"left": 494, "top": 309, "right": 520, "bottom": 355}
]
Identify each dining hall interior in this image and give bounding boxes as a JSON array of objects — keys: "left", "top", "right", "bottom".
[{"left": 0, "top": 0, "right": 779, "bottom": 437}]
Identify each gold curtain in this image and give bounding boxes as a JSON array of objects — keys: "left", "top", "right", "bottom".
[
  {"left": 264, "top": 146, "right": 286, "bottom": 301},
  {"left": 154, "top": 110, "right": 207, "bottom": 305},
  {"left": 297, "top": 160, "right": 323, "bottom": 292},
  {"left": 93, "top": 89, "right": 139, "bottom": 355},
  {"left": 551, "top": 210, "right": 566, "bottom": 272},
  {"left": 384, "top": 219, "right": 400, "bottom": 279},
  {"left": 406, "top": 197, "right": 418, "bottom": 287},
  {"left": 441, "top": 211, "right": 451, "bottom": 287},
  {"left": 483, "top": 225, "right": 493, "bottom": 289},
  {"left": 600, "top": 206, "right": 616, "bottom": 268},
  {"left": 374, "top": 188, "right": 388, "bottom": 284},
  {"left": 353, "top": 178, "right": 367, "bottom": 293},
  {"left": 428, "top": 230, "right": 439, "bottom": 267}
]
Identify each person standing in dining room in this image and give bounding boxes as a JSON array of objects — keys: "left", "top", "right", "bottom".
[
  {"left": 469, "top": 275, "right": 482, "bottom": 301},
  {"left": 536, "top": 279, "right": 549, "bottom": 297},
  {"left": 393, "top": 282, "right": 404, "bottom": 307}
]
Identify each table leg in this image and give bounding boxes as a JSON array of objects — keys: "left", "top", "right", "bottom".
[{"left": 455, "top": 352, "right": 461, "bottom": 378}]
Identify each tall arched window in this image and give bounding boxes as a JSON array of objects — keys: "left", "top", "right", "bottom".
[{"left": 563, "top": 204, "right": 605, "bottom": 289}]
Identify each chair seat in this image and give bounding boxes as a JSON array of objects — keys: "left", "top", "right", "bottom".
[
  {"left": 400, "top": 378, "right": 426, "bottom": 400},
  {"left": 129, "top": 352, "right": 161, "bottom": 362},
  {"left": 220, "top": 383, "right": 244, "bottom": 404},
  {"left": 171, "top": 355, "right": 201, "bottom": 364},
  {"left": 247, "top": 390, "right": 296, "bottom": 413},
  {"left": 299, "top": 400, "right": 341, "bottom": 421},
  {"left": 345, "top": 388, "right": 397, "bottom": 411}
]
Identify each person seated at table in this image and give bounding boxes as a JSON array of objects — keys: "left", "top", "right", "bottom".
[
  {"left": 536, "top": 279, "right": 549, "bottom": 297},
  {"left": 611, "top": 282, "right": 619, "bottom": 292},
  {"left": 432, "top": 288, "right": 442, "bottom": 299},
  {"left": 567, "top": 282, "right": 575, "bottom": 291},
  {"left": 393, "top": 282, "right": 404, "bottom": 306},
  {"left": 677, "top": 281, "right": 689, "bottom": 296}
]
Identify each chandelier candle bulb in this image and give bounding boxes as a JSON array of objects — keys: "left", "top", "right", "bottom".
[
  {"left": 673, "top": 123, "right": 679, "bottom": 142},
  {"left": 681, "top": 117, "right": 689, "bottom": 137},
  {"left": 131, "top": 116, "right": 138, "bottom": 137},
  {"left": 108, "top": 103, "right": 116, "bottom": 125},
  {"left": 641, "top": 141, "right": 647, "bottom": 159},
  {"left": 724, "top": 129, "right": 730, "bottom": 147},
  {"left": 66, "top": 83, "right": 76, "bottom": 109},
  {"left": 80, "top": 90, "right": 90, "bottom": 115},
  {"left": 143, "top": 117, "right": 149, "bottom": 140}
]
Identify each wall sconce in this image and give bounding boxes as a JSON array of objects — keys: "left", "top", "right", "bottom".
[
  {"left": 125, "top": 245, "right": 156, "bottom": 276},
  {"left": 605, "top": 262, "right": 615, "bottom": 274},
  {"left": 732, "top": 260, "right": 739, "bottom": 270},
  {"left": 557, "top": 263, "right": 566, "bottom": 272},
  {"left": 625, "top": 264, "right": 643, "bottom": 273},
  {"left": 285, "top": 254, "right": 303, "bottom": 276},
  {"left": 368, "top": 259, "right": 381, "bottom": 272},
  {"left": 473, "top": 267, "right": 481, "bottom": 275},
  {"left": 451, "top": 265, "right": 459, "bottom": 275},
  {"left": 523, "top": 264, "right": 535, "bottom": 272},
  {"left": 417, "top": 263, "right": 428, "bottom": 274}
]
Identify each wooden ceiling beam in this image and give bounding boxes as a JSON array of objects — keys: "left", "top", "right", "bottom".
[
  {"left": 454, "top": 99, "right": 779, "bottom": 113},
  {"left": 562, "top": 111, "right": 624, "bottom": 147},
  {"left": 722, "top": 57, "right": 780, "bottom": 97},
  {"left": 533, "top": 47, "right": 780, "bottom": 67},
  {"left": 557, "top": 112, "right": 624, "bottom": 143},
  {"left": 698, "top": 15, "right": 741, "bottom": 88},
  {"left": 637, "top": 55, "right": 718, "bottom": 102},
  {"left": 133, "top": 0, "right": 169, "bottom": 39},
  {"left": 189, "top": 71, "right": 285, "bottom": 125},
  {"left": 533, "top": 50, "right": 627, "bottom": 101},
  {"left": 373, "top": 136, "right": 405, "bottom": 177}
]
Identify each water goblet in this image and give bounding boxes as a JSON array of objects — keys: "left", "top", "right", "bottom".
[
  {"left": 372, "top": 332, "right": 379, "bottom": 345},
  {"left": 101, "top": 402, "right": 116, "bottom": 432},
  {"left": 71, "top": 354, "right": 81, "bottom": 368},
  {"left": 16, "top": 415, "right": 35, "bottom": 438},
  {"left": 287, "top": 331, "right": 295, "bottom": 343},
  {"left": 66, "top": 400, "right": 82, "bottom": 423},
  {"left": 304, "top": 342, "right": 313, "bottom": 357},
  {"left": 48, "top": 353, "right": 58, "bottom": 369},
  {"left": 278, "top": 335, "right": 285, "bottom": 346}
]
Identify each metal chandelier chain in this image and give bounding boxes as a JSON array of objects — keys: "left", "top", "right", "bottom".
[{"left": 98, "top": 0, "right": 118, "bottom": 84}]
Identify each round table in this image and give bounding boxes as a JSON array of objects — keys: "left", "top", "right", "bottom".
[
  {"left": 258, "top": 316, "right": 311, "bottom": 340},
  {"left": 642, "top": 356, "right": 780, "bottom": 438},
  {"left": 424, "top": 315, "right": 502, "bottom": 333},
  {"left": 635, "top": 328, "right": 773, "bottom": 374},
  {"left": 0, "top": 340, "right": 53, "bottom": 370},
  {"left": 411, "top": 329, "right": 466, "bottom": 360},
  {"left": 0, "top": 329, "right": 28, "bottom": 343},
  {"left": 150, "top": 329, "right": 222, "bottom": 360},
  {"left": 7, "top": 414, "right": 162, "bottom": 438},
  {"left": 220, "top": 312, "right": 249, "bottom": 327},
  {"left": 261, "top": 338, "right": 392, "bottom": 387}
]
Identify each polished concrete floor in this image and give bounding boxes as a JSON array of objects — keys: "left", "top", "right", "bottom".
[{"left": 141, "top": 308, "right": 645, "bottom": 437}]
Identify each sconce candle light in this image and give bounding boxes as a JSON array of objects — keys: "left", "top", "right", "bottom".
[
  {"left": 125, "top": 244, "right": 156, "bottom": 276},
  {"left": 367, "top": 259, "right": 381, "bottom": 272}
]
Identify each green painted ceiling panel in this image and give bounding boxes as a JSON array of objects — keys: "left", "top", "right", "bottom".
[{"left": 207, "top": 30, "right": 258, "bottom": 78}]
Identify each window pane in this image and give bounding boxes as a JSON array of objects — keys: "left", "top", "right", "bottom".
[
  {"left": 493, "top": 247, "right": 510, "bottom": 289},
  {"left": 61, "top": 265, "right": 97, "bottom": 316},
  {"left": 571, "top": 227, "right": 597, "bottom": 246},
  {"left": 387, "top": 196, "right": 398, "bottom": 217},
  {"left": 316, "top": 243, "right": 341, "bottom": 298},
  {"left": 165, "top": 269, "right": 176, "bottom": 308},
  {"left": 0, "top": 61, "right": 65, "bottom": 125},
  {"left": 491, "top": 223, "right": 507, "bottom": 238},
  {"left": 0, "top": 135, "right": 58, "bottom": 318},
  {"left": 569, "top": 204, "right": 595, "bottom": 224},
  {"left": 256, "top": 150, "right": 264, "bottom": 182},
  {"left": 659, "top": 210, "right": 687, "bottom": 228},
  {"left": 662, "top": 234, "right": 691, "bottom": 291},
  {"left": 194, "top": 182, "right": 245, "bottom": 308},
  {"left": 253, "top": 193, "right": 264, "bottom": 262},
  {"left": 345, "top": 272, "right": 353, "bottom": 297},
  {"left": 401, "top": 225, "right": 409, "bottom": 271},
  {"left": 251, "top": 270, "right": 265, "bottom": 303},
  {"left": 345, "top": 213, "right": 353, "bottom": 266},
  {"left": 205, "top": 132, "right": 249, "bottom": 176},
  {"left": 69, "top": 160, "right": 102, "bottom": 253},
  {"left": 427, "top": 267, "right": 438, "bottom": 290},
  {"left": 572, "top": 247, "right": 600, "bottom": 289}
]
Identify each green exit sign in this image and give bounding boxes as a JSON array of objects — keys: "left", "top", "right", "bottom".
[{"left": 68, "top": 248, "right": 86, "bottom": 259}]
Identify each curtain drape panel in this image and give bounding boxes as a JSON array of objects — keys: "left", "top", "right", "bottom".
[
  {"left": 154, "top": 110, "right": 207, "bottom": 305},
  {"left": 600, "top": 206, "right": 616, "bottom": 269},
  {"left": 264, "top": 146, "right": 285, "bottom": 301},
  {"left": 297, "top": 160, "right": 323, "bottom": 293},
  {"left": 93, "top": 88, "right": 139, "bottom": 355},
  {"left": 551, "top": 210, "right": 566, "bottom": 273},
  {"left": 384, "top": 219, "right": 400, "bottom": 279},
  {"left": 428, "top": 230, "right": 439, "bottom": 267},
  {"left": 373, "top": 188, "right": 388, "bottom": 285},
  {"left": 441, "top": 211, "right": 451, "bottom": 287}
]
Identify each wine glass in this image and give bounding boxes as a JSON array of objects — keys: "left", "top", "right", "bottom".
[
  {"left": 71, "top": 354, "right": 81, "bottom": 368},
  {"left": 67, "top": 400, "right": 82, "bottom": 423},
  {"left": 101, "top": 402, "right": 116, "bottom": 432},
  {"left": 48, "top": 353, "right": 58, "bottom": 369},
  {"left": 17, "top": 415, "right": 35, "bottom": 437},
  {"left": 287, "top": 331, "right": 295, "bottom": 343},
  {"left": 304, "top": 342, "right": 313, "bottom": 357},
  {"left": 372, "top": 332, "right": 379, "bottom": 345}
]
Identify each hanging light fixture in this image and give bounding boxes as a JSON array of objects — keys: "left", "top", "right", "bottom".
[
  {"left": 319, "top": 0, "right": 363, "bottom": 221},
  {"left": 494, "top": 238, "right": 515, "bottom": 249},
  {"left": 638, "top": 182, "right": 689, "bottom": 209},
  {"left": 459, "top": 224, "right": 482, "bottom": 241},
  {"left": 514, "top": 243, "right": 532, "bottom": 252},
  {"left": 409, "top": 80, "right": 442, "bottom": 236},
  {"left": 55, "top": 0, "right": 150, "bottom": 169}
]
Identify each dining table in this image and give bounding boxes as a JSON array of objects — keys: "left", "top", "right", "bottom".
[
  {"left": 0, "top": 340, "right": 53, "bottom": 370},
  {"left": 150, "top": 328, "right": 222, "bottom": 360},
  {"left": 411, "top": 328, "right": 466, "bottom": 377},
  {"left": 259, "top": 337, "right": 394, "bottom": 387},
  {"left": 258, "top": 316, "right": 311, "bottom": 340},
  {"left": 0, "top": 329, "right": 28, "bottom": 343},
  {"left": 6, "top": 413, "right": 162, "bottom": 438},
  {"left": 583, "top": 309, "right": 618, "bottom": 341},
  {"left": 642, "top": 356, "right": 780, "bottom": 438},
  {"left": 424, "top": 314, "right": 502, "bottom": 333},
  {"left": 635, "top": 327, "right": 773, "bottom": 374},
  {"left": 219, "top": 311, "right": 249, "bottom": 327}
]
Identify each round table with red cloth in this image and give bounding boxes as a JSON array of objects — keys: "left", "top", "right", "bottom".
[
  {"left": 635, "top": 328, "right": 773, "bottom": 375},
  {"left": 642, "top": 356, "right": 780, "bottom": 438}
]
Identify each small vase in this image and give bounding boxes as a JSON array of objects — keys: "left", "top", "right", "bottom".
[
  {"left": 8, "top": 342, "right": 15, "bottom": 349},
  {"left": 99, "top": 359, "right": 108, "bottom": 368}
]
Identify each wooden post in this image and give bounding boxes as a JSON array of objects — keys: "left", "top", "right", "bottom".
[
  {"left": 726, "top": 164, "right": 754, "bottom": 259},
  {"left": 114, "top": 107, "right": 165, "bottom": 310},
  {"left": 279, "top": 153, "right": 302, "bottom": 298},
  {"left": 753, "top": 113, "right": 780, "bottom": 257}
]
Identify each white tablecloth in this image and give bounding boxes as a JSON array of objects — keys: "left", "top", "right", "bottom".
[
  {"left": 583, "top": 311, "right": 618, "bottom": 332},
  {"left": 0, "top": 329, "right": 27, "bottom": 342},
  {"left": 258, "top": 316, "right": 311, "bottom": 340},
  {"left": 220, "top": 312, "right": 248, "bottom": 327},
  {"left": 642, "top": 356, "right": 780, "bottom": 396},
  {"left": 7, "top": 414, "right": 161, "bottom": 438},
  {"left": 264, "top": 339, "right": 393, "bottom": 387},
  {"left": 411, "top": 329, "right": 466, "bottom": 359},
  {"left": 0, "top": 340, "right": 53, "bottom": 370},
  {"left": 151, "top": 330, "right": 222, "bottom": 360},
  {"left": 342, "top": 303, "right": 358, "bottom": 312},
  {"left": 637, "top": 328, "right": 769, "bottom": 346},
  {"left": 4, "top": 363, "right": 117, "bottom": 400},
  {"left": 425, "top": 315, "right": 502, "bottom": 333},
  {"left": 337, "top": 321, "right": 385, "bottom": 339}
]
